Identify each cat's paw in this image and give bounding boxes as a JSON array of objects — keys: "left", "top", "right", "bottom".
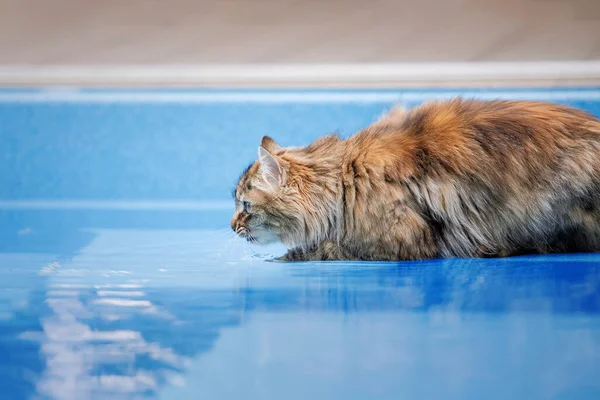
[
  {"left": 269, "top": 249, "right": 306, "bottom": 262},
  {"left": 265, "top": 256, "right": 284, "bottom": 263}
]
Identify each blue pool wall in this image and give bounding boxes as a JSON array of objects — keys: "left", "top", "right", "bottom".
[{"left": 2, "top": 88, "right": 600, "bottom": 203}]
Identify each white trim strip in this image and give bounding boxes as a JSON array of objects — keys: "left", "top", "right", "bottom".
[
  {"left": 0, "top": 89, "right": 600, "bottom": 104},
  {"left": 0, "top": 200, "right": 232, "bottom": 211},
  {"left": 0, "top": 62, "right": 599, "bottom": 87}
]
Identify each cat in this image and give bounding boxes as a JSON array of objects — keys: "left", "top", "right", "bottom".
[{"left": 231, "top": 98, "right": 600, "bottom": 262}]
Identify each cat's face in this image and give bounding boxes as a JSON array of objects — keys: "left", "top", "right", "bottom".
[{"left": 231, "top": 136, "right": 302, "bottom": 246}]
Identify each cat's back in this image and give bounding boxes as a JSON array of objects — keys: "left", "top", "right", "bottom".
[
  {"left": 352, "top": 98, "right": 600, "bottom": 181},
  {"left": 398, "top": 98, "right": 600, "bottom": 144}
]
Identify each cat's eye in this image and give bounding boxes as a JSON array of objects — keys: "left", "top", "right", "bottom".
[{"left": 243, "top": 201, "right": 251, "bottom": 213}]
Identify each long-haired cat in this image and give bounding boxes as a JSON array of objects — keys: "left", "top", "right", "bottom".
[{"left": 231, "top": 98, "right": 600, "bottom": 261}]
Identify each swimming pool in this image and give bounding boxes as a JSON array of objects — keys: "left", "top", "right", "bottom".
[{"left": 1, "top": 88, "right": 600, "bottom": 400}]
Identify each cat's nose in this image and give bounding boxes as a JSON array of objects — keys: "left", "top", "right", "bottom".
[{"left": 230, "top": 216, "right": 238, "bottom": 232}]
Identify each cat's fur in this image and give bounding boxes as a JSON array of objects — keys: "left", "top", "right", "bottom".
[{"left": 231, "top": 98, "right": 600, "bottom": 261}]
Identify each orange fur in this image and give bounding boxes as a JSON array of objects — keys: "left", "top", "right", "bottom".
[{"left": 232, "top": 98, "right": 600, "bottom": 261}]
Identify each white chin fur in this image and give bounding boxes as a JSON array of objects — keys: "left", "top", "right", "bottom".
[{"left": 250, "top": 229, "right": 280, "bottom": 245}]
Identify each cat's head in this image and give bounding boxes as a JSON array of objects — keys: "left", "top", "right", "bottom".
[
  {"left": 230, "top": 136, "right": 295, "bottom": 247},
  {"left": 231, "top": 135, "right": 337, "bottom": 249}
]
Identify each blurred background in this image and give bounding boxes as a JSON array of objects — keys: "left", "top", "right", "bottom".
[{"left": 0, "top": 0, "right": 599, "bottom": 86}]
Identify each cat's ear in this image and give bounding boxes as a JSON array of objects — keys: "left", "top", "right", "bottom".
[
  {"left": 261, "top": 136, "right": 281, "bottom": 153},
  {"left": 258, "top": 146, "right": 286, "bottom": 190}
]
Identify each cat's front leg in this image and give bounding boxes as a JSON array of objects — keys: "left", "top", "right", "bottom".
[{"left": 274, "top": 240, "right": 352, "bottom": 262}]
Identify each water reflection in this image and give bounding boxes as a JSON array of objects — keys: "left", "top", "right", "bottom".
[
  {"left": 20, "top": 290, "right": 187, "bottom": 399},
  {"left": 1, "top": 218, "right": 600, "bottom": 399}
]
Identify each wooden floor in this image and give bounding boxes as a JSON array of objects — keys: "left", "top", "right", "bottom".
[{"left": 1, "top": 0, "right": 599, "bottom": 65}]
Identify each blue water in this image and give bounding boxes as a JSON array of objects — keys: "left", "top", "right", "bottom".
[{"left": 1, "top": 88, "right": 600, "bottom": 400}]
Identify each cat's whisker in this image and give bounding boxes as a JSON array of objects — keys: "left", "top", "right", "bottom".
[
  {"left": 217, "top": 234, "right": 235, "bottom": 246},
  {"left": 230, "top": 234, "right": 242, "bottom": 260},
  {"left": 241, "top": 238, "right": 250, "bottom": 262},
  {"left": 244, "top": 240, "right": 254, "bottom": 266},
  {"left": 213, "top": 234, "right": 234, "bottom": 254},
  {"left": 213, "top": 229, "right": 236, "bottom": 239},
  {"left": 216, "top": 232, "right": 238, "bottom": 260}
]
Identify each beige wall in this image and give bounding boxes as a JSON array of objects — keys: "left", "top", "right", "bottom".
[{"left": 0, "top": 0, "right": 598, "bottom": 65}]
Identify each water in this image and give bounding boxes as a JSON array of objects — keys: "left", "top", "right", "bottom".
[{"left": 1, "top": 88, "right": 600, "bottom": 399}]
